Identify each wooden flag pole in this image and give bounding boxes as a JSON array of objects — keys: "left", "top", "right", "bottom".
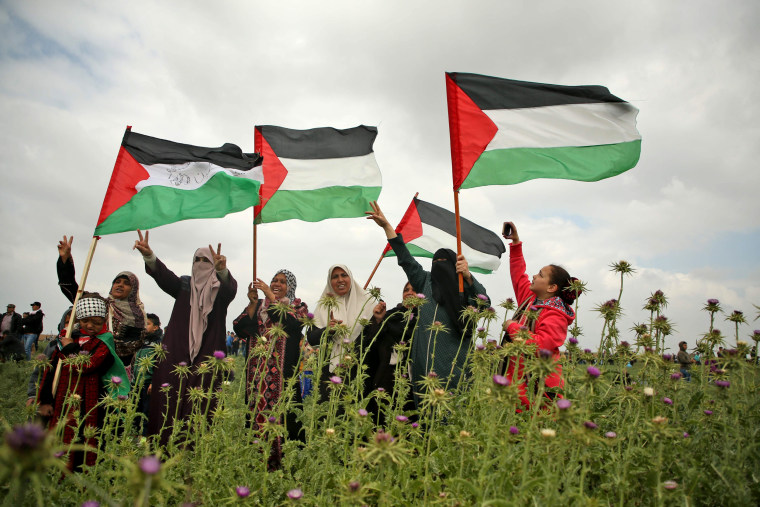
[
  {"left": 52, "top": 235, "right": 100, "bottom": 394},
  {"left": 363, "top": 253, "right": 384, "bottom": 290},
  {"left": 252, "top": 212, "right": 258, "bottom": 283},
  {"left": 453, "top": 189, "right": 464, "bottom": 293}
]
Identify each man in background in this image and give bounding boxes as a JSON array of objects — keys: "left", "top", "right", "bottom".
[{"left": 21, "top": 301, "right": 44, "bottom": 359}]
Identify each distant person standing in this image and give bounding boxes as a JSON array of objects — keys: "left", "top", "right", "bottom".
[
  {"left": 21, "top": 301, "right": 44, "bottom": 359},
  {"left": 677, "top": 341, "right": 695, "bottom": 381},
  {"left": 1, "top": 304, "right": 22, "bottom": 338}
]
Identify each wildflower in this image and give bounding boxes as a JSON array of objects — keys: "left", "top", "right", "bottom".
[
  {"left": 683, "top": 432, "right": 690, "bottom": 438},
  {"left": 110, "top": 375, "right": 122, "bottom": 385},
  {"left": 460, "top": 430, "right": 471, "bottom": 438},
  {"left": 377, "top": 387, "right": 385, "bottom": 393},
  {"left": 213, "top": 350, "right": 226, "bottom": 359},
  {"left": 715, "top": 380, "right": 730, "bottom": 388},
  {"left": 348, "top": 481, "right": 360, "bottom": 492},
  {"left": 287, "top": 488, "right": 303, "bottom": 500},
  {"left": 476, "top": 344, "right": 486, "bottom": 351},
  {"left": 583, "top": 348, "right": 592, "bottom": 354},
  {"left": 663, "top": 397, "right": 673, "bottom": 405},
  {"left": 556, "top": 399, "right": 572, "bottom": 410},
  {"left": 326, "top": 428, "right": 335, "bottom": 435},
  {"left": 161, "top": 383, "right": 170, "bottom": 388},
  {"left": 584, "top": 421, "right": 598, "bottom": 430},
  {"left": 509, "top": 426, "right": 519, "bottom": 435},
  {"left": 427, "top": 371, "right": 438, "bottom": 378},
  {"left": 652, "top": 416, "right": 668, "bottom": 424},
  {"left": 624, "top": 386, "right": 633, "bottom": 391},
  {"left": 662, "top": 354, "right": 672, "bottom": 361},
  {"left": 395, "top": 415, "right": 408, "bottom": 423},
  {"left": 704, "top": 410, "right": 713, "bottom": 416},
  {"left": 268, "top": 416, "right": 277, "bottom": 423},
  {"left": 707, "top": 299, "right": 719, "bottom": 305},
  {"left": 411, "top": 422, "right": 419, "bottom": 429},
  {"left": 307, "top": 312, "right": 314, "bottom": 319},
  {"left": 416, "top": 293, "right": 425, "bottom": 299},
  {"left": 358, "top": 409, "right": 368, "bottom": 417},
  {"left": 663, "top": 480, "right": 678, "bottom": 490},
  {"left": 178, "top": 361, "right": 188, "bottom": 367},
  {"left": 568, "top": 337, "right": 579, "bottom": 345},
  {"left": 605, "top": 431, "right": 617, "bottom": 439},
  {"left": 236, "top": 486, "right": 251, "bottom": 498},
  {"left": 643, "top": 387, "right": 654, "bottom": 396},
  {"left": 54, "top": 450, "right": 65, "bottom": 458},
  {"left": 586, "top": 366, "right": 600, "bottom": 378},
  {"left": 492, "top": 374, "right": 509, "bottom": 387},
  {"left": 477, "top": 294, "right": 488, "bottom": 302},
  {"left": 329, "top": 376, "right": 342, "bottom": 385},
  {"left": 117, "top": 395, "right": 128, "bottom": 401},
  {"left": 670, "top": 372, "right": 682, "bottom": 380},
  {"left": 139, "top": 455, "right": 161, "bottom": 475},
  {"left": 81, "top": 502, "right": 100, "bottom": 507},
  {"left": 4, "top": 423, "right": 45, "bottom": 452},
  {"left": 540, "top": 428, "right": 556, "bottom": 438},
  {"left": 539, "top": 348, "right": 552, "bottom": 359}
]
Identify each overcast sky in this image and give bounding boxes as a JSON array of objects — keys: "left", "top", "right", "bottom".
[{"left": 1, "top": 0, "right": 759, "bottom": 352}]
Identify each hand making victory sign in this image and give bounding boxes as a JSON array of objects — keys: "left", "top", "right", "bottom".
[{"left": 209, "top": 243, "right": 226, "bottom": 271}]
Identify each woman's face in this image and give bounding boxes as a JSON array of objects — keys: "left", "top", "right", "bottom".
[
  {"left": 530, "top": 265, "right": 557, "bottom": 297},
  {"left": 270, "top": 273, "right": 289, "bottom": 299},
  {"left": 110, "top": 277, "right": 132, "bottom": 300},
  {"left": 402, "top": 282, "right": 415, "bottom": 302},
  {"left": 330, "top": 267, "right": 351, "bottom": 297}
]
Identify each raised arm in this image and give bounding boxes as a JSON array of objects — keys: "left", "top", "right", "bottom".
[
  {"left": 57, "top": 235, "right": 77, "bottom": 303},
  {"left": 135, "top": 230, "right": 182, "bottom": 298}
]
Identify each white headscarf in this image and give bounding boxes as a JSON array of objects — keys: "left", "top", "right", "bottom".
[
  {"left": 189, "top": 247, "right": 220, "bottom": 362},
  {"left": 314, "top": 264, "right": 375, "bottom": 371}
]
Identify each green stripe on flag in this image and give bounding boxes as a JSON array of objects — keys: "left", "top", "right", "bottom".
[
  {"left": 94, "top": 172, "right": 261, "bottom": 235},
  {"left": 258, "top": 185, "right": 381, "bottom": 223},
  {"left": 461, "top": 139, "right": 641, "bottom": 189}
]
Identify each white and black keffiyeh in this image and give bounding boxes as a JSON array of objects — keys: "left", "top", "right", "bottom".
[{"left": 76, "top": 297, "right": 107, "bottom": 320}]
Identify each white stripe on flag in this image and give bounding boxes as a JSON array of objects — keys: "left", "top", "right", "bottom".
[
  {"left": 278, "top": 154, "right": 381, "bottom": 191},
  {"left": 409, "top": 224, "right": 502, "bottom": 273},
  {"left": 484, "top": 102, "right": 640, "bottom": 150},
  {"left": 137, "top": 162, "right": 264, "bottom": 191}
]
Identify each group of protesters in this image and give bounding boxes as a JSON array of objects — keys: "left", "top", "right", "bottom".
[
  {"left": 0, "top": 301, "right": 45, "bottom": 362},
  {"left": 30, "top": 201, "right": 580, "bottom": 472}
]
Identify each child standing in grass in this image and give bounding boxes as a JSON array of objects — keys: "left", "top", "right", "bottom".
[
  {"left": 501, "top": 222, "right": 577, "bottom": 409},
  {"left": 38, "top": 294, "right": 115, "bottom": 472}
]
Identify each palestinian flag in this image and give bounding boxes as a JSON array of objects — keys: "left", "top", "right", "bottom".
[
  {"left": 446, "top": 72, "right": 641, "bottom": 190},
  {"left": 383, "top": 196, "right": 505, "bottom": 274},
  {"left": 254, "top": 125, "right": 382, "bottom": 223},
  {"left": 94, "top": 128, "right": 262, "bottom": 235}
]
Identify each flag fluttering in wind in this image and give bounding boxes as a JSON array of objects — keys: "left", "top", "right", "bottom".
[
  {"left": 383, "top": 196, "right": 505, "bottom": 274},
  {"left": 254, "top": 125, "right": 382, "bottom": 224},
  {"left": 94, "top": 128, "right": 263, "bottom": 235},
  {"left": 446, "top": 72, "right": 641, "bottom": 190}
]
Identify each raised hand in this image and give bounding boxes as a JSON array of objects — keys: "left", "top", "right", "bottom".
[
  {"left": 373, "top": 301, "right": 387, "bottom": 323},
  {"left": 133, "top": 229, "right": 153, "bottom": 257},
  {"left": 456, "top": 254, "right": 473, "bottom": 284},
  {"left": 502, "top": 221, "right": 520, "bottom": 244},
  {"left": 365, "top": 201, "right": 397, "bottom": 239},
  {"left": 246, "top": 282, "right": 257, "bottom": 304},
  {"left": 252, "top": 278, "right": 276, "bottom": 302},
  {"left": 209, "top": 243, "right": 226, "bottom": 271},
  {"left": 58, "top": 235, "right": 73, "bottom": 263}
]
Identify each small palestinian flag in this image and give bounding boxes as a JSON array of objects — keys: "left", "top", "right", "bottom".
[
  {"left": 446, "top": 72, "right": 641, "bottom": 190},
  {"left": 94, "top": 128, "right": 262, "bottom": 235},
  {"left": 254, "top": 125, "right": 382, "bottom": 224},
  {"left": 383, "top": 196, "right": 506, "bottom": 274}
]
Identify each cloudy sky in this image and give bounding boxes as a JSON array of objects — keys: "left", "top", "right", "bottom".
[{"left": 1, "top": 0, "right": 758, "bottom": 352}]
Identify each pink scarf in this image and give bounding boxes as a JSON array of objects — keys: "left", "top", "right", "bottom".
[{"left": 189, "top": 247, "right": 220, "bottom": 362}]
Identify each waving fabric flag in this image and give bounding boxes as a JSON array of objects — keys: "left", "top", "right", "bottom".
[
  {"left": 94, "top": 128, "right": 262, "bottom": 235},
  {"left": 446, "top": 72, "right": 641, "bottom": 190},
  {"left": 383, "top": 196, "right": 505, "bottom": 274},
  {"left": 254, "top": 125, "right": 382, "bottom": 224}
]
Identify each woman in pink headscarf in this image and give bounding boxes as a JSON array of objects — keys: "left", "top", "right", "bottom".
[{"left": 133, "top": 230, "right": 237, "bottom": 445}]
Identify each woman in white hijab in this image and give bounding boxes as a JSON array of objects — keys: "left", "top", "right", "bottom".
[
  {"left": 306, "top": 264, "right": 375, "bottom": 399},
  {"left": 133, "top": 230, "right": 237, "bottom": 445}
]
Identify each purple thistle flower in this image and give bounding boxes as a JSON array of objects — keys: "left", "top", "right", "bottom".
[
  {"left": 620, "top": 341, "right": 630, "bottom": 348},
  {"left": 492, "top": 374, "right": 509, "bottom": 387},
  {"left": 704, "top": 410, "right": 713, "bottom": 416},
  {"left": 683, "top": 432, "right": 690, "bottom": 438},
  {"left": 213, "top": 350, "right": 226, "bottom": 359},
  {"left": 78, "top": 350, "right": 90, "bottom": 356},
  {"left": 584, "top": 421, "right": 598, "bottom": 430},
  {"left": 477, "top": 294, "right": 488, "bottom": 301},
  {"left": 539, "top": 348, "right": 552, "bottom": 359},
  {"left": 715, "top": 380, "right": 730, "bottom": 388},
  {"left": 427, "top": 371, "right": 438, "bottom": 378},
  {"left": 568, "top": 337, "right": 579, "bottom": 345},
  {"left": 662, "top": 354, "right": 673, "bottom": 361},
  {"left": 753, "top": 330, "right": 760, "bottom": 337},
  {"left": 348, "top": 481, "right": 360, "bottom": 492},
  {"left": 584, "top": 348, "right": 592, "bottom": 354},
  {"left": 509, "top": 426, "right": 519, "bottom": 435},
  {"left": 358, "top": 408, "right": 368, "bottom": 417},
  {"left": 110, "top": 376, "right": 122, "bottom": 385},
  {"left": 161, "top": 383, "right": 170, "bottom": 388},
  {"left": 117, "top": 395, "right": 128, "bottom": 401},
  {"left": 236, "top": 486, "right": 251, "bottom": 498},
  {"left": 179, "top": 361, "right": 188, "bottom": 367},
  {"left": 663, "top": 397, "right": 673, "bottom": 405},
  {"left": 268, "top": 416, "right": 277, "bottom": 423},
  {"left": 412, "top": 422, "right": 419, "bottom": 428},
  {"left": 586, "top": 366, "right": 601, "bottom": 378},
  {"left": 377, "top": 387, "right": 385, "bottom": 393},
  {"left": 707, "top": 298, "right": 719, "bottom": 305},
  {"left": 139, "top": 455, "right": 161, "bottom": 475},
  {"left": 4, "top": 423, "right": 45, "bottom": 452},
  {"left": 307, "top": 312, "right": 314, "bottom": 319},
  {"left": 476, "top": 344, "right": 486, "bottom": 351},
  {"left": 670, "top": 372, "right": 682, "bottom": 380},
  {"left": 556, "top": 399, "right": 571, "bottom": 410},
  {"left": 624, "top": 385, "right": 633, "bottom": 391},
  {"left": 663, "top": 480, "right": 678, "bottom": 490},
  {"left": 605, "top": 431, "right": 617, "bottom": 439},
  {"left": 530, "top": 305, "right": 539, "bottom": 311},
  {"left": 329, "top": 376, "right": 342, "bottom": 385},
  {"left": 477, "top": 327, "right": 486, "bottom": 333},
  {"left": 287, "top": 488, "right": 303, "bottom": 500},
  {"left": 395, "top": 415, "right": 408, "bottom": 423},
  {"left": 81, "top": 502, "right": 100, "bottom": 507},
  {"left": 416, "top": 293, "right": 426, "bottom": 299},
  {"left": 54, "top": 450, "right": 65, "bottom": 458}
]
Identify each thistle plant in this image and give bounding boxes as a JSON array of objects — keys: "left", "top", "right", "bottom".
[{"left": 726, "top": 310, "right": 747, "bottom": 343}]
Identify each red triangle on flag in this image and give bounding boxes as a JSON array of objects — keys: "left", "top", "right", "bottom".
[
  {"left": 382, "top": 196, "right": 423, "bottom": 255},
  {"left": 254, "top": 127, "right": 289, "bottom": 220},
  {"left": 96, "top": 146, "right": 149, "bottom": 227}
]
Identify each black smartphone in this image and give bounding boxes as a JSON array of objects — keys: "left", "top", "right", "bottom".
[{"left": 502, "top": 222, "right": 512, "bottom": 237}]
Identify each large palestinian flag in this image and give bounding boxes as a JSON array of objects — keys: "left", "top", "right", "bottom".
[
  {"left": 446, "top": 72, "right": 641, "bottom": 190},
  {"left": 383, "top": 196, "right": 505, "bottom": 274},
  {"left": 254, "top": 125, "right": 382, "bottom": 223},
  {"left": 94, "top": 128, "right": 262, "bottom": 235}
]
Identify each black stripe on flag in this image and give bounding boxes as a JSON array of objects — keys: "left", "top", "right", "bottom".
[
  {"left": 448, "top": 72, "right": 626, "bottom": 111},
  {"left": 124, "top": 131, "right": 261, "bottom": 170},
  {"left": 415, "top": 198, "right": 505, "bottom": 257},
  {"left": 257, "top": 125, "right": 377, "bottom": 160}
]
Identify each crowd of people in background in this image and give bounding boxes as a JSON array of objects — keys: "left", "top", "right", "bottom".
[{"left": 8, "top": 201, "right": 756, "bottom": 473}]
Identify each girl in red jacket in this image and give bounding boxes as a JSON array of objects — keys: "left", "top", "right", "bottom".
[{"left": 501, "top": 222, "right": 577, "bottom": 410}]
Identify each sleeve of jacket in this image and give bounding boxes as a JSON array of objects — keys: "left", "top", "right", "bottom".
[
  {"left": 145, "top": 257, "right": 182, "bottom": 298},
  {"left": 508, "top": 310, "right": 568, "bottom": 350},
  {"left": 388, "top": 235, "right": 429, "bottom": 295},
  {"left": 57, "top": 257, "right": 78, "bottom": 304},
  {"left": 509, "top": 242, "right": 533, "bottom": 304}
]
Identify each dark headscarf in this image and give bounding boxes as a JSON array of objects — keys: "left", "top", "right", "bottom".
[{"left": 430, "top": 248, "right": 467, "bottom": 338}]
